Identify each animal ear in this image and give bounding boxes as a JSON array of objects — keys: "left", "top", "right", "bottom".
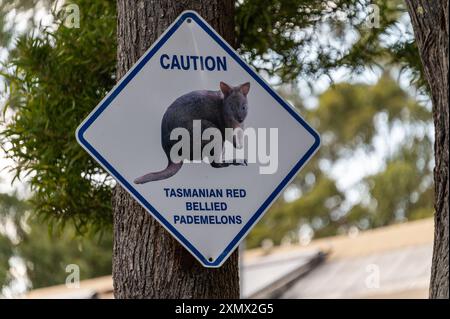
[
  {"left": 240, "top": 82, "right": 250, "bottom": 96},
  {"left": 220, "top": 82, "right": 232, "bottom": 96}
]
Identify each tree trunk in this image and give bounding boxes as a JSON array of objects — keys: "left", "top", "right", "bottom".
[
  {"left": 113, "top": 0, "right": 239, "bottom": 299},
  {"left": 405, "top": 1, "right": 449, "bottom": 299}
]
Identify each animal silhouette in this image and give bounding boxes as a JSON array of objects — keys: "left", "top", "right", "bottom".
[{"left": 134, "top": 81, "right": 250, "bottom": 184}]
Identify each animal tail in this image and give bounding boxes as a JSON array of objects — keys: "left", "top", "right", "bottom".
[{"left": 134, "top": 161, "right": 183, "bottom": 184}]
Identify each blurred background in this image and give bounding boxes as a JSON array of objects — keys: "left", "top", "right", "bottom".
[{"left": 0, "top": 0, "right": 434, "bottom": 298}]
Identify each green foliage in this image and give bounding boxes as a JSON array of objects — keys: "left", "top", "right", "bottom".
[
  {"left": 365, "top": 137, "right": 434, "bottom": 227},
  {"left": 313, "top": 73, "right": 429, "bottom": 159},
  {"left": 247, "top": 174, "right": 344, "bottom": 247},
  {"left": 16, "top": 216, "right": 112, "bottom": 289},
  {"left": 0, "top": 233, "right": 10, "bottom": 286},
  {"left": 1, "top": 0, "right": 116, "bottom": 232},
  {"left": 0, "top": 193, "right": 25, "bottom": 285},
  {"left": 236, "top": 0, "right": 425, "bottom": 89},
  {"left": 0, "top": 192, "right": 112, "bottom": 291},
  {"left": 246, "top": 74, "right": 433, "bottom": 248}
]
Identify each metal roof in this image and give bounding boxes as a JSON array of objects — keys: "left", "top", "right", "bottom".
[{"left": 24, "top": 218, "right": 434, "bottom": 299}]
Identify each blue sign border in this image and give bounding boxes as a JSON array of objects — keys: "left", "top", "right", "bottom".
[{"left": 77, "top": 11, "right": 320, "bottom": 267}]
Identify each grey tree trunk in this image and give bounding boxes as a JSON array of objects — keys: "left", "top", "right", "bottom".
[
  {"left": 113, "top": 0, "right": 239, "bottom": 299},
  {"left": 405, "top": 0, "right": 449, "bottom": 299}
]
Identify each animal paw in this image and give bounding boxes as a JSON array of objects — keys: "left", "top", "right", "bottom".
[{"left": 232, "top": 159, "right": 247, "bottom": 166}]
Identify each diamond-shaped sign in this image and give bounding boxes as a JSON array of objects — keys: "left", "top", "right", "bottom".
[{"left": 76, "top": 11, "right": 320, "bottom": 267}]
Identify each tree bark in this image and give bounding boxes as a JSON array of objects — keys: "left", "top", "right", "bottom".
[
  {"left": 113, "top": 0, "right": 239, "bottom": 299},
  {"left": 405, "top": 1, "right": 449, "bottom": 299}
]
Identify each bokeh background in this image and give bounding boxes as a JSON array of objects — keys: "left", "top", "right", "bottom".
[{"left": 0, "top": 0, "right": 435, "bottom": 298}]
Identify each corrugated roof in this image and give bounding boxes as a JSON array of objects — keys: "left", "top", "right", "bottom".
[
  {"left": 241, "top": 249, "right": 326, "bottom": 298},
  {"left": 243, "top": 218, "right": 434, "bottom": 298},
  {"left": 24, "top": 218, "right": 434, "bottom": 299},
  {"left": 280, "top": 243, "right": 432, "bottom": 299}
]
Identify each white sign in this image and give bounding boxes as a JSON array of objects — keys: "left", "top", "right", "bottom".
[{"left": 76, "top": 11, "right": 320, "bottom": 267}]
